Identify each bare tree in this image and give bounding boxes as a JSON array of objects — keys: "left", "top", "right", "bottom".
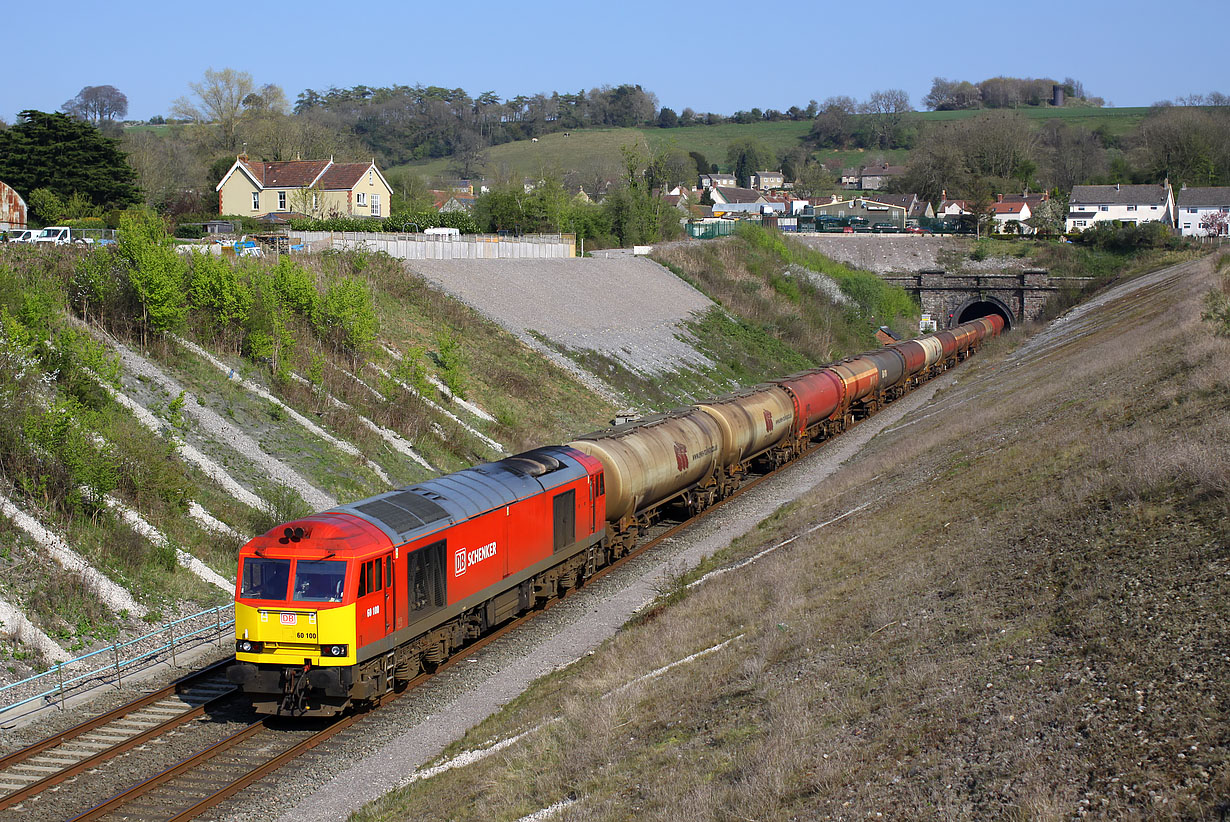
[
  {"left": 860, "top": 89, "right": 912, "bottom": 148},
  {"left": 62, "top": 85, "right": 129, "bottom": 124},
  {"left": 171, "top": 68, "right": 255, "bottom": 151}
]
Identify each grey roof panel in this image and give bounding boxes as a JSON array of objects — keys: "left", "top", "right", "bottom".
[
  {"left": 1176, "top": 186, "right": 1230, "bottom": 207},
  {"left": 334, "top": 446, "right": 589, "bottom": 545}
]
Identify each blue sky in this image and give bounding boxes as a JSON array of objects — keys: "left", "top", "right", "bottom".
[{"left": 2, "top": 0, "right": 1219, "bottom": 123}]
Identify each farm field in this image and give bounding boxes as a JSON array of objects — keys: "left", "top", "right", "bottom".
[{"left": 390, "top": 106, "right": 1152, "bottom": 183}]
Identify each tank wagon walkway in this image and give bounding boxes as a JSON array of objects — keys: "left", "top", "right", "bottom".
[{"left": 407, "top": 257, "right": 716, "bottom": 402}]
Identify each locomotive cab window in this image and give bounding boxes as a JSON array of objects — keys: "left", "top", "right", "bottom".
[
  {"left": 293, "top": 559, "right": 346, "bottom": 602},
  {"left": 240, "top": 557, "right": 290, "bottom": 600},
  {"left": 358, "top": 559, "right": 383, "bottom": 597}
]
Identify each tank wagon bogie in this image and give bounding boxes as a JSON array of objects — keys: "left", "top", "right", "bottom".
[{"left": 230, "top": 318, "right": 1004, "bottom": 716}]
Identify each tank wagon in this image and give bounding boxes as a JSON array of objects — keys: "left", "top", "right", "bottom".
[{"left": 229, "top": 317, "right": 1004, "bottom": 715}]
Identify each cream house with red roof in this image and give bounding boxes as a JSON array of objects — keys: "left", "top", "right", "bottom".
[{"left": 215, "top": 155, "right": 393, "bottom": 219}]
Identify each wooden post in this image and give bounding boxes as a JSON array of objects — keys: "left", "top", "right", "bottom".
[{"left": 113, "top": 644, "right": 122, "bottom": 689}]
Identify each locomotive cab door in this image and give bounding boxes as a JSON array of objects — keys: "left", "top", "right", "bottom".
[
  {"left": 383, "top": 552, "right": 393, "bottom": 634},
  {"left": 356, "top": 556, "right": 387, "bottom": 649}
]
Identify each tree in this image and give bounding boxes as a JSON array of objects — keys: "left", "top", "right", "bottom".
[
  {"left": 657, "top": 107, "right": 679, "bottom": 128},
  {"left": 923, "top": 77, "right": 981, "bottom": 111},
  {"left": 1025, "top": 196, "right": 1067, "bottom": 237},
  {"left": 61, "top": 85, "right": 129, "bottom": 124},
  {"left": 726, "top": 138, "right": 772, "bottom": 187},
  {"left": 810, "top": 98, "right": 856, "bottom": 148},
  {"left": 1199, "top": 210, "right": 1229, "bottom": 237},
  {"left": 171, "top": 68, "right": 256, "bottom": 150},
  {"left": 117, "top": 209, "right": 189, "bottom": 339},
  {"left": 792, "top": 161, "right": 836, "bottom": 198},
  {"left": 0, "top": 110, "right": 141, "bottom": 210},
  {"left": 860, "top": 89, "right": 912, "bottom": 149}
]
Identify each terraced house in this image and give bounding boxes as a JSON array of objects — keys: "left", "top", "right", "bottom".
[
  {"left": 215, "top": 155, "right": 393, "bottom": 220},
  {"left": 1065, "top": 183, "right": 1174, "bottom": 232}
]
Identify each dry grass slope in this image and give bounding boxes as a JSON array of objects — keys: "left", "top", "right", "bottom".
[{"left": 356, "top": 256, "right": 1228, "bottom": 821}]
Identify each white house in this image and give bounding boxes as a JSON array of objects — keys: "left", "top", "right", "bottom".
[
  {"left": 749, "top": 171, "right": 784, "bottom": 191},
  {"left": 699, "top": 172, "right": 737, "bottom": 189},
  {"left": 1066, "top": 183, "right": 1174, "bottom": 232},
  {"left": 1175, "top": 185, "right": 1230, "bottom": 236},
  {"left": 988, "top": 200, "right": 1033, "bottom": 234}
]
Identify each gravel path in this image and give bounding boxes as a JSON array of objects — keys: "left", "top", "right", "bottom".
[
  {"left": 234, "top": 374, "right": 957, "bottom": 822},
  {"left": 406, "top": 258, "right": 716, "bottom": 397}
]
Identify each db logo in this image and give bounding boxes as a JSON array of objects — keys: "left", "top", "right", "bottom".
[
  {"left": 280, "top": 613, "right": 296, "bottom": 625},
  {"left": 454, "top": 546, "right": 467, "bottom": 576}
]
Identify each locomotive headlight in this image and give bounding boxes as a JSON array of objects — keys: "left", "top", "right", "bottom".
[
  {"left": 236, "top": 640, "right": 263, "bottom": 654},
  {"left": 320, "top": 644, "right": 348, "bottom": 657}
]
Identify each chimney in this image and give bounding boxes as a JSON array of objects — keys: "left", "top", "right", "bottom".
[
  {"left": 1181, "top": 182, "right": 1187, "bottom": 191},
  {"left": 1116, "top": 183, "right": 1120, "bottom": 191},
  {"left": 997, "top": 194, "right": 1004, "bottom": 202},
  {"left": 941, "top": 189, "right": 947, "bottom": 200}
]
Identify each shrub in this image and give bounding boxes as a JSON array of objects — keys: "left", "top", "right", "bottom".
[{"left": 117, "top": 209, "right": 188, "bottom": 334}]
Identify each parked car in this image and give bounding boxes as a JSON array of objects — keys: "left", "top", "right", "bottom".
[
  {"left": 5, "top": 229, "right": 36, "bottom": 242},
  {"left": 871, "top": 222, "right": 898, "bottom": 233},
  {"left": 906, "top": 226, "right": 933, "bottom": 235}
]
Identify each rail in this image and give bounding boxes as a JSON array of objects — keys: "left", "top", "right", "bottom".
[{"left": 0, "top": 604, "right": 234, "bottom": 716}]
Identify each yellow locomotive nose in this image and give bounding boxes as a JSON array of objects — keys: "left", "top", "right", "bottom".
[{"left": 234, "top": 602, "right": 356, "bottom": 666}]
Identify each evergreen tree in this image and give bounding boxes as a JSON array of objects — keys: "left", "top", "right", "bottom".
[{"left": 0, "top": 110, "right": 141, "bottom": 210}]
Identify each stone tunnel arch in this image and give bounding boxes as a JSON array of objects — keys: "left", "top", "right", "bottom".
[{"left": 951, "top": 295, "right": 1015, "bottom": 330}]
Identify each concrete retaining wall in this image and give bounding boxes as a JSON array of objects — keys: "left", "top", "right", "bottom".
[{"left": 287, "top": 231, "right": 575, "bottom": 260}]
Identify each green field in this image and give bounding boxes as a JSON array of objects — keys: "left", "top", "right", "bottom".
[{"left": 376, "top": 106, "right": 1154, "bottom": 184}]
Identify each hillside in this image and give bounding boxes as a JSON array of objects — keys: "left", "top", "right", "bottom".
[
  {"left": 389, "top": 106, "right": 1150, "bottom": 182},
  {"left": 351, "top": 253, "right": 1228, "bottom": 820}
]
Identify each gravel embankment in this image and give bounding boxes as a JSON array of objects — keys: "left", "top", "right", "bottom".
[
  {"left": 190, "top": 374, "right": 959, "bottom": 822},
  {"left": 406, "top": 258, "right": 716, "bottom": 401}
]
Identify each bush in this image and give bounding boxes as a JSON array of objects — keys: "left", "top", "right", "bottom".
[{"left": 1076, "top": 220, "right": 1176, "bottom": 252}]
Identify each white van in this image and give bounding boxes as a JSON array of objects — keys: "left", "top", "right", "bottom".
[{"left": 5, "top": 229, "right": 36, "bottom": 242}]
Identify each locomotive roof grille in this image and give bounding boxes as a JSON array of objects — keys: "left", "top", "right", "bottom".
[{"left": 354, "top": 491, "right": 449, "bottom": 535}]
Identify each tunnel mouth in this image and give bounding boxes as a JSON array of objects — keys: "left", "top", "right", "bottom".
[{"left": 954, "top": 298, "right": 1013, "bottom": 330}]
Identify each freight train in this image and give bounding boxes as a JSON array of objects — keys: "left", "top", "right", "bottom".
[{"left": 228, "top": 316, "right": 1004, "bottom": 715}]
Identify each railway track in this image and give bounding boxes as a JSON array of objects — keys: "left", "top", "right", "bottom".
[{"left": 0, "top": 661, "right": 236, "bottom": 814}]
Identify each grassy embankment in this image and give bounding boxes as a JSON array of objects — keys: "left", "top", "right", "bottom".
[
  {"left": 531, "top": 226, "right": 918, "bottom": 412},
  {"left": 392, "top": 107, "right": 1149, "bottom": 182},
  {"left": 0, "top": 244, "right": 614, "bottom": 664},
  {"left": 356, "top": 252, "right": 1228, "bottom": 820}
]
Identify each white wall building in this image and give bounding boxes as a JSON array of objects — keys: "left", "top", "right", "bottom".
[
  {"left": 1066, "top": 183, "right": 1174, "bottom": 232},
  {"left": 1175, "top": 186, "right": 1230, "bottom": 236}
]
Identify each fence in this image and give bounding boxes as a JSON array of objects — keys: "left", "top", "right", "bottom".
[
  {"left": 685, "top": 221, "right": 737, "bottom": 240},
  {"left": 287, "top": 231, "right": 576, "bottom": 260},
  {"left": 0, "top": 604, "right": 235, "bottom": 717}
]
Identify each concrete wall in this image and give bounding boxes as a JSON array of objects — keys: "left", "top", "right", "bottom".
[{"left": 287, "top": 231, "right": 576, "bottom": 260}]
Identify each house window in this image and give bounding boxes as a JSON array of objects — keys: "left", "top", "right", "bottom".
[
  {"left": 1100, "top": 206, "right": 1109, "bottom": 211},
  {"left": 356, "top": 192, "right": 367, "bottom": 207},
  {"left": 278, "top": 191, "right": 287, "bottom": 210},
  {"left": 371, "top": 194, "right": 381, "bottom": 217},
  {"left": 251, "top": 192, "right": 259, "bottom": 210},
  {"left": 1126, "top": 205, "right": 1137, "bottom": 211},
  {"left": 1074, "top": 220, "right": 1087, "bottom": 227},
  {"left": 368, "top": 170, "right": 373, "bottom": 185},
  {"left": 312, "top": 193, "right": 319, "bottom": 210},
  {"left": 1189, "top": 208, "right": 1199, "bottom": 213},
  {"left": 1183, "top": 223, "right": 1191, "bottom": 229}
]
